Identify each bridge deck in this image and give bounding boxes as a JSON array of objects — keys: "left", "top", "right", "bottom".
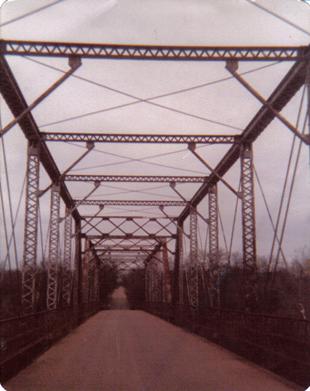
[{"left": 4, "top": 310, "right": 302, "bottom": 391}]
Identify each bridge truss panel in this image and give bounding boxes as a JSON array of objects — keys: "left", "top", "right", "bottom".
[
  {"left": 62, "top": 210, "right": 73, "bottom": 306},
  {"left": 208, "top": 185, "right": 220, "bottom": 307},
  {"left": 47, "top": 185, "right": 61, "bottom": 311},
  {"left": 240, "top": 144, "right": 258, "bottom": 310},
  {"left": 21, "top": 144, "right": 40, "bottom": 313},
  {"left": 188, "top": 208, "right": 199, "bottom": 310}
]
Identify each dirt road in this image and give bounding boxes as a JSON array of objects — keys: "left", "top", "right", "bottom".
[{"left": 4, "top": 310, "right": 302, "bottom": 391}]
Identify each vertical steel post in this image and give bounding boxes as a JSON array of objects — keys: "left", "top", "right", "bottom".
[
  {"left": 208, "top": 184, "right": 219, "bottom": 307},
  {"left": 306, "top": 62, "right": 310, "bottom": 162},
  {"left": 178, "top": 229, "right": 184, "bottom": 305},
  {"left": 93, "top": 251, "right": 100, "bottom": 306},
  {"left": 240, "top": 144, "right": 257, "bottom": 310},
  {"left": 145, "top": 263, "right": 150, "bottom": 303},
  {"left": 188, "top": 207, "right": 198, "bottom": 309},
  {"left": 162, "top": 239, "right": 171, "bottom": 303},
  {"left": 73, "top": 219, "right": 82, "bottom": 310},
  {"left": 47, "top": 184, "right": 60, "bottom": 310},
  {"left": 83, "top": 239, "right": 90, "bottom": 308},
  {"left": 21, "top": 143, "right": 40, "bottom": 313},
  {"left": 173, "top": 224, "right": 182, "bottom": 305},
  {"left": 62, "top": 210, "right": 72, "bottom": 306}
]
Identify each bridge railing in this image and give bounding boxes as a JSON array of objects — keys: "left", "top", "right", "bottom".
[
  {"left": 0, "top": 308, "right": 77, "bottom": 381},
  {"left": 145, "top": 303, "right": 310, "bottom": 386}
]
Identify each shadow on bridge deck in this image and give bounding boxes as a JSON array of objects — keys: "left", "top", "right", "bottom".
[{"left": 4, "top": 310, "right": 302, "bottom": 391}]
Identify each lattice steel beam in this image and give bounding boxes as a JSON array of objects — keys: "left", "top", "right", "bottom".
[
  {"left": 95, "top": 249, "right": 153, "bottom": 253},
  {"left": 42, "top": 132, "right": 237, "bottom": 144},
  {"left": 75, "top": 199, "right": 186, "bottom": 207},
  {"left": 65, "top": 174, "right": 207, "bottom": 183},
  {"left": 240, "top": 145, "right": 257, "bottom": 274},
  {"left": 162, "top": 240, "right": 172, "bottom": 303},
  {"left": 1, "top": 40, "right": 308, "bottom": 61},
  {"left": 208, "top": 185, "right": 219, "bottom": 307},
  {"left": 62, "top": 210, "right": 72, "bottom": 306},
  {"left": 81, "top": 215, "right": 178, "bottom": 220},
  {"left": 47, "top": 185, "right": 61, "bottom": 310},
  {"left": 240, "top": 144, "right": 258, "bottom": 311},
  {"left": 188, "top": 208, "right": 199, "bottom": 309},
  {"left": 82, "top": 239, "right": 90, "bottom": 304},
  {"left": 84, "top": 234, "right": 176, "bottom": 240},
  {"left": 21, "top": 144, "right": 40, "bottom": 313}
]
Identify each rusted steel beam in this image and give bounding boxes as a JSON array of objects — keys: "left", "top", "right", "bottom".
[
  {"left": 75, "top": 200, "right": 186, "bottom": 207},
  {"left": 1, "top": 40, "right": 308, "bottom": 61},
  {"left": 83, "top": 234, "right": 176, "bottom": 240},
  {"left": 41, "top": 132, "right": 237, "bottom": 144},
  {"left": 81, "top": 215, "right": 178, "bottom": 220},
  {"left": 65, "top": 174, "right": 207, "bottom": 183}
]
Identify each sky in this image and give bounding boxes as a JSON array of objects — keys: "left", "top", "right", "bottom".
[{"left": 0, "top": 0, "right": 310, "bottom": 271}]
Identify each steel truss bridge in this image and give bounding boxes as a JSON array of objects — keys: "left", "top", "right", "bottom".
[{"left": 0, "top": 39, "right": 310, "bottom": 385}]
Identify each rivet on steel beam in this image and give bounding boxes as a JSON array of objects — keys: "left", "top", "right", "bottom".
[
  {"left": 226, "top": 60, "right": 239, "bottom": 73},
  {"left": 68, "top": 56, "right": 82, "bottom": 69},
  {"left": 188, "top": 142, "right": 196, "bottom": 152},
  {"left": 86, "top": 141, "right": 94, "bottom": 150}
]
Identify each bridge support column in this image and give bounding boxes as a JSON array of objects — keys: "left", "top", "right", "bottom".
[
  {"left": 307, "top": 62, "right": 310, "bottom": 148},
  {"left": 188, "top": 208, "right": 198, "bottom": 310},
  {"left": 162, "top": 240, "right": 171, "bottom": 303},
  {"left": 47, "top": 184, "right": 61, "bottom": 310},
  {"left": 83, "top": 239, "right": 91, "bottom": 310},
  {"left": 208, "top": 185, "right": 219, "bottom": 307},
  {"left": 240, "top": 144, "right": 257, "bottom": 310},
  {"left": 173, "top": 224, "right": 183, "bottom": 305},
  {"left": 73, "top": 219, "right": 82, "bottom": 311},
  {"left": 147, "top": 256, "right": 162, "bottom": 304},
  {"left": 21, "top": 143, "right": 40, "bottom": 313},
  {"left": 62, "top": 210, "right": 72, "bottom": 307}
]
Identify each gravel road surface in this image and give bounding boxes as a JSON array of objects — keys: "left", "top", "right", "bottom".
[{"left": 4, "top": 310, "right": 302, "bottom": 391}]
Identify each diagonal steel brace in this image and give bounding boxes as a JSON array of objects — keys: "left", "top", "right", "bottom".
[
  {"left": 188, "top": 143, "right": 241, "bottom": 197},
  {"left": 226, "top": 60, "right": 310, "bottom": 145},
  {"left": 1, "top": 56, "right": 82, "bottom": 137}
]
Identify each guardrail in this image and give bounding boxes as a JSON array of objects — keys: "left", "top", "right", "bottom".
[
  {"left": 145, "top": 303, "right": 310, "bottom": 387},
  {"left": 0, "top": 304, "right": 100, "bottom": 382}
]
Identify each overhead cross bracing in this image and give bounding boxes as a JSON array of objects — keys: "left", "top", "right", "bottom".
[
  {"left": 1, "top": 40, "right": 308, "bottom": 60},
  {"left": 74, "top": 200, "right": 188, "bottom": 207},
  {"left": 41, "top": 132, "right": 238, "bottom": 144},
  {"left": 65, "top": 175, "right": 208, "bottom": 183}
]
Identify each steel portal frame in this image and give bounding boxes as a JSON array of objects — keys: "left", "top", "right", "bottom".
[
  {"left": 1, "top": 38, "right": 309, "bottom": 316},
  {"left": 21, "top": 144, "right": 40, "bottom": 313},
  {"left": 47, "top": 185, "right": 61, "bottom": 311}
]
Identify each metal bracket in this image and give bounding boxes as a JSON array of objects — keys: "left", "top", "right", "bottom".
[{"left": 188, "top": 143, "right": 241, "bottom": 198}]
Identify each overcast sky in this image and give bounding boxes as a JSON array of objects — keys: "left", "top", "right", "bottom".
[{"left": 0, "top": 0, "right": 310, "bottom": 270}]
